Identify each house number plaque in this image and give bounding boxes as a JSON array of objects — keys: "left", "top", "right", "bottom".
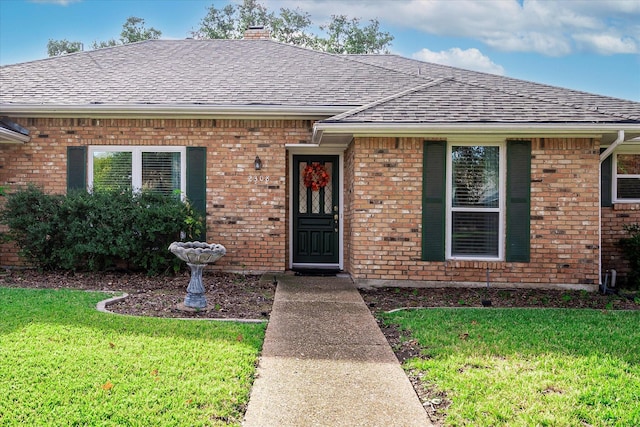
[{"left": 248, "top": 175, "right": 270, "bottom": 184}]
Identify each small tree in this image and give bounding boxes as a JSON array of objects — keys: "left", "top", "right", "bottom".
[
  {"left": 319, "top": 15, "right": 393, "bottom": 54},
  {"left": 191, "top": 0, "right": 393, "bottom": 53},
  {"left": 48, "top": 16, "right": 161, "bottom": 56},
  {"left": 47, "top": 39, "right": 83, "bottom": 56},
  {"left": 119, "top": 16, "right": 162, "bottom": 44},
  {"left": 92, "top": 16, "right": 162, "bottom": 49}
]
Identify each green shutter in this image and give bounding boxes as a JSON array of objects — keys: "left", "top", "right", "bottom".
[
  {"left": 67, "top": 146, "right": 86, "bottom": 191},
  {"left": 600, "top": 149, "right": 612, "bottom": 207},
  {"left": 422, "top": 140, "right": 447, "bottom": 261},
  {"left": 186, "top": 147, "right": 207, "bottom": 241},
  {"left": 506, "top": 140, "right": 531, "bottom": 262}
]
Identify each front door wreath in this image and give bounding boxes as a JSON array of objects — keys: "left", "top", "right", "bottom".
[{"left": 303, "top": 163, "right": 330, "bottom": 191}]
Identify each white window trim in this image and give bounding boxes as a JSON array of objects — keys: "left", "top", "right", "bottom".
[
  {"left": 612, "top": 146, "right": 640, "bottom": 204},
  {"left": 446, "top": 142, "right": 506, "bottom": 261},
  {"left": 87, "top": 146, "right": 187, "bottom": 196}
]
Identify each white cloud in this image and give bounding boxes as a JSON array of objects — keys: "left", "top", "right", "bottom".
[
  {"left": 573, "top": 33, "right": 638, "bottom": 55},
  {"left": 277, "top": 0, "right": 640, "bottom": 57},
  {"left": 412, "top": 47, "right": 505, "bottom": 75}
]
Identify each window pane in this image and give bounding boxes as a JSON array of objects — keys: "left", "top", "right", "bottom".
[
  {"left": 323, "top": 162, "right": 333, "bottom": 214},
  {"left": 452, "top": 211, "right": 499, "bottom": 257},
  {"left": 617, "top": 154, "right": 640, "bottom": 175},
  {"left": 452, "top": 146, "right": 499, "bottom": 207},
  {"left": 142, "top": 152, "right": 181, "bottom": 195},
  {"left": 617, "top": 178, "right": 640, "bottom": 199},
  {"left": 92, "top": 151, "right": 132, "bottom": 191},
  {"left": 298, "top": 162, "right": 307, "bottom": 214}
]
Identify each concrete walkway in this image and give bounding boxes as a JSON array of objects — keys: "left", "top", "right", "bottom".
[{"left": 243, "top": 274, "right": 432, "bottom": 427}]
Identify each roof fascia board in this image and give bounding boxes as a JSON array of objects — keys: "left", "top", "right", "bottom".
[
  {"left": 313, "top": 122, "right": 640, "bottom": 138},
  {"left": 0, "top": 127, "right": 30, "bottom": 143},
  {"left": 0, "top": 104, "right": 350, "bottom": 119}
]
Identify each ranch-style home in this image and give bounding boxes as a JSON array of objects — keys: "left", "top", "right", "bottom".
[{"left": 1, "top": 28, "right": 640, "bottom": 290}]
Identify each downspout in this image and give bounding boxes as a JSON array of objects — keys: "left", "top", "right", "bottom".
[
  {"left": 600, "top": 130, "right": 625, "bottom": 162},
  {"left": 598, "top": 130, "right": 625, "bottom": 288}
]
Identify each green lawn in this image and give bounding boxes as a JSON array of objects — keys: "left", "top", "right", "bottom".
[
  {"left": 0, "top": 287, "right": 266, "bottom": 426},
  {"left": 383, "top": 308, "right": 640, "bottom": 427}
]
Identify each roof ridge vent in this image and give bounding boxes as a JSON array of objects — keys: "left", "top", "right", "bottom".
[{"left": 244, "top": 26, "right": 271, "bottom": 40}]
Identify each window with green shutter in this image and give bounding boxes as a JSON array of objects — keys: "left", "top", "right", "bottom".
[
  {"left": 422, "top": 140, "right": 531, "bottom": 262},
  {"left": 68, "top": 145, "right": 207, "bottom": 241}
]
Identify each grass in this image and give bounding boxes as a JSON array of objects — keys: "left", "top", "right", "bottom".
[
  {"left": 0, "top": 287, "right": 266, "bottom": 426},
  {"left": 382, "top": 308, "right": 640, "bottom": 427}
]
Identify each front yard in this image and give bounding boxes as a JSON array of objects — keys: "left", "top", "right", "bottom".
[
  {"left": 382, "top": 307, "right": 640, "bottom": 426},
  {"left": 3, "top": 272, "right": 639, "bottom": 426},
  {"left": 0, "top": 287, "right": 265, "bottom": 426}
]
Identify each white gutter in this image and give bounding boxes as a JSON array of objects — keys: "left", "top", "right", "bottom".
[
  {"left": 314, "top": 122, "right": 640, "bottom": 136},
  {"left": 598, "top": 130, "right": 625, "bottom": 288},
  {"left": 0, "top": 104, "right": 349, "bottom": 119},
  {"left": 0, "top": 127, "right": 30, "bottom": 143},
  {"left": 599, "top": 130, "right": 625, "bottom": 162}
]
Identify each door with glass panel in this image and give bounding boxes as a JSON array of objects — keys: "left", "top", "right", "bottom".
[{"left": 292, "top": 155, "right": 339, "bottom": 265}]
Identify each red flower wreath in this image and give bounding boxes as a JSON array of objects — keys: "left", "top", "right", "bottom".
[{"left": 303, "top": 163, "right": 330, "bottom": 191}]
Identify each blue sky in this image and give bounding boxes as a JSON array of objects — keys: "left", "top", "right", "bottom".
[{"left": 1, "top": 0, "right": 639, "bottom": 101}]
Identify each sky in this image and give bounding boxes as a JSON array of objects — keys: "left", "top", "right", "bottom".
[{"left": 0, "top": 0, "right": 639, "bottom": 101}]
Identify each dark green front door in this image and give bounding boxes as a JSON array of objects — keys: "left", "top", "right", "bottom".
[{"left": 293, "top": 155, "right": 339, "bottom": 265}]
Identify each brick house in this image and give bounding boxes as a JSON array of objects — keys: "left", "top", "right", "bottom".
[{"left": 2, "top": 29, "right": 640, "bottom": 290}]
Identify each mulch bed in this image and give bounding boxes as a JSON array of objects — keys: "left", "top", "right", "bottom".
[
  {"left": 0, "top": 269, "right": 276, "bottom": 320},
  {"left": 5, "top": 269, "right": 637, "bottom": 319},
  {"left": 359, "top": 286, "right": 640, "bottom": 312}
]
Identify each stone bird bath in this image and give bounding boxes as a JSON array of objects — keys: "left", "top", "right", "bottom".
[{"left": 169, "top": 241, "right": 227, "bottom": 310}]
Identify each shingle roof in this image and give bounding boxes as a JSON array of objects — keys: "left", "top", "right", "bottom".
[
  {"left": 325, "top": 77, "right": 639, "bottom": 124},
  {"left": 341, "top": 54, "right": 640, "bottom": 124},
  {"left": 1, "top": 39, "right": 639, "bottom": 126},
  {"left": 0, "top": 39, "right": 427, "bottom": 107}
]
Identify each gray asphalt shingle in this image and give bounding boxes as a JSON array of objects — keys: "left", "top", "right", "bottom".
[
  {"left": 1, "top": 39, "right": 638, "bottom": 124},
  {"left": 343, "top": 54, "right": 640, "bottom": 123},
  {"left": 0, "top": 39, "right": 427, "bottom": 107},
  {"left": 325, "top": 78, "right": 637, "bottom": 124}
]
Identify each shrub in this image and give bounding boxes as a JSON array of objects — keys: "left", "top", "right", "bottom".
[
  {"left": 619, "top": 223, "right": 640, "bottom": 290},
  {"left": 0, "top": 185, "right": 204, "bottom": 275}
]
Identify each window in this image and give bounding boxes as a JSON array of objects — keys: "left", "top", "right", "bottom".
[
  {"left": 614, "top": 151, "right": 640, "bottom": 202},
  {"left": 422, "top": 140, "right": 530, "bottom": 263},
  {"left": 447, "top": 144, "right": 504, "bottom": 259},
  {"left": 88, "top": 146, "right": 186, "bottom": 196}
]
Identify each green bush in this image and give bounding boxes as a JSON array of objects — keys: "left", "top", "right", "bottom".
[
  {"left": 0, "top": 185, "right": 203, "bottom": 275},
  {"left": 619, "top": 223, "right": 640, "bottom": 290}
]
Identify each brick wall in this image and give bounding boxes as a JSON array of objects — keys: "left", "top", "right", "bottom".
[
  {"left": 0, "top": 117, "right": 314, "bottom": 272},
  {"left": 1, "top": 118, "right": 629, "bottom": 288},
  {"left": 345, "top": 136, "right": 602, "bottom": 288}
]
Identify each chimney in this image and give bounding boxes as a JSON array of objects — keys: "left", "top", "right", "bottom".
[{"left": 243, "top": 25, "right": 271, "bottom": 40}]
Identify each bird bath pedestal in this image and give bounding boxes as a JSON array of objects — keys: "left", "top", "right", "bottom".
[{"left": 169, "top": 241, "right": 227, "bottom": 310}]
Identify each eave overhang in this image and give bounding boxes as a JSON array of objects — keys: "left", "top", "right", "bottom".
[
  {"left": 0, "top": 127, "right": 30, "bottom": 144},
  {"left": 312, "top": 122, "right": 640, "bottom": 145},
  {"left": 0, "top": 103, "right": 350, "bottom": 120},
  {"left": 0, "top": 116, "right": 31, "bottom": 144}
]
